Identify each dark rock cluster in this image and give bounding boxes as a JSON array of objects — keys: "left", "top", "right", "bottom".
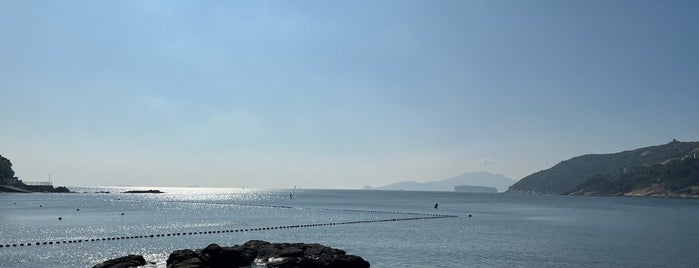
[
  {"left": 93, "top": 240, "right": 370, "bottom": 268},
  {"left": 122, "top": 189, "right": 164, "bottom": 194},
  {"left": 92, "top": 254, "right": 145, "bottom": 268}
]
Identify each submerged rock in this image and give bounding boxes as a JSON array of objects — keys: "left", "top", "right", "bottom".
[{"left": 92, "top": 254, "right": 145, "bottom": 268}]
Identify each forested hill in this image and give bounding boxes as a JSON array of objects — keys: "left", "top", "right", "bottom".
[
  {"left": 1, "top": 154, "right": 15, "bottom": 178},
  {"left": 507, "top": 140, "right": 699, "bottom": 194},
  {"left": 567, "top": 157, "right": 699, "bottom": 197},
  {"left": 0, "top": 154, "right": 70, "bottom": 193}
]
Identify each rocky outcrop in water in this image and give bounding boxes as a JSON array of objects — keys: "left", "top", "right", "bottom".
[
  {"left": 168, "top": 240, "right": 370, "bottom": 268},
  {"left": 92, "top": 254, "right": 146, "bottom": 268},
  {"left": 123, "top": 189, "right": 164, "bottom": 194},
  {"left": 93, "top": 240, "right": 370, "bottom": 268}
]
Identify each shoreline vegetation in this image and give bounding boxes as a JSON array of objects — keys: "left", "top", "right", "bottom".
[
  {"left": 565, "top": 157, "right": 699, "bottom": 198},
  {"left": 93, "top": 240, "right": 370, "bottom": 268}
]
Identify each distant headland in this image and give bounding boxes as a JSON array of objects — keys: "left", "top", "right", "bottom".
[
  {"left": 0, "top": 155, "right": 70, "bottom": 193},
  {"left": 507, "top": 140, "right": 699, "bottom": 198}
]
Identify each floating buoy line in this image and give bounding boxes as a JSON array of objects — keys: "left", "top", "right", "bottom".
[
  {"left": 1, "top": 203, "right": 458, "bottom": 249},
  {"left": 0, "top": 215, "right": 455, "bottom": 249}
]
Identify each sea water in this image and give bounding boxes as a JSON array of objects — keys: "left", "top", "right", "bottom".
[{"left": 1, "top": 187, "right": 698, "bottom": 267}]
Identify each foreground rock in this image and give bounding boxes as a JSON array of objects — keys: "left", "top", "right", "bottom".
[
  {"left": 93, "top": 240, "right": 369, "bottom": 268},
  {"left": 92, "top": 254, "right": 145, "bottom": 268},
  {"left": 167, "top": 240, "right": 370, "bottom": 268}
]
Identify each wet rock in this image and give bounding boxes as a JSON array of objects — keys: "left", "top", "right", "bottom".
[
  {"left": 95, "top": 240, "right": 370, "bottom": 268},
  {"left": 163, "top": 240, "right": 369, "bottom": 268},
  {"left": 92, "top": 254, "right": 146, "bottom": 268},
  {"left": 318, "top": 254, "right": 371, "bottom": 268},
  {"left": 167, "top": 249, "right": 199, "bottom": 267}
]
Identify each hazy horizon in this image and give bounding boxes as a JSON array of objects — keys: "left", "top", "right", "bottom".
[{"left": 2, "top": 1, "right": 697, "bottom": 189}]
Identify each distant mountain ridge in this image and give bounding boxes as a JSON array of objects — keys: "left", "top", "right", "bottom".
[
  {"left": 507, "top": 140, "right": 699, "bottom": 194},
  {"left": 368, "top": 172, "right": 515, "bottom": 192}
]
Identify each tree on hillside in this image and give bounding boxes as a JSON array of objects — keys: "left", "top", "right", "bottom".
[{"left": 0, "top": 155, "right": 15, "bottom": 178}]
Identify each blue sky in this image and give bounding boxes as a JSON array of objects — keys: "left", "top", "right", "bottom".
[{"left": 1, "top": 1, "right": 697, "bottom": 188}]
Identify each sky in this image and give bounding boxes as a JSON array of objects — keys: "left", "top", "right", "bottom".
[{"left": 1, "top": 0, "right": 697, "bottom": 189}]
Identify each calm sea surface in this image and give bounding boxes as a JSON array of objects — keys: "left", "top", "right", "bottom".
[{"left": 1, "top": 187, "right": 698, "bottom": 267}]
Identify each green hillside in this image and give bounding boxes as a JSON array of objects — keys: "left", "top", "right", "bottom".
[
  {"left": 0, "top": 154, "right": 15, "bottom": 178},
  {"left": 507, "top": 140, "right": 699, "bottom": 194},
  {"left": 567, "top": 157, "right": 699, "bottom": 197}
]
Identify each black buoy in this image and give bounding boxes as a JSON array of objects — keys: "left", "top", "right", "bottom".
[
  {"left": 76, "top": 208, "right": 79, "bottom": 211},
  {"left": 121, "top": 213, "right": 124, "bottom": 215},
  {"left": 39, "top": 205, "right": 42, "bottom": 207},
  {"left": 468, "top": 214, "right": 472, "bottom": 217},
  {"left": 434, "top": 203, "right": 439, "bottom": 209},
  {"left": 58, "top": 217, "right": 62, "bottom": 220}
]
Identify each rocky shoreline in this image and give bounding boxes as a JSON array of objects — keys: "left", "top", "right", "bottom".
[
  {"left": 0, "top": 182, "right": 70, "bottom": 193},
  {"left": 93, "top": 240, "right": 370, "bottom": 268},
  {"left": 567, "top": 183, "right": 699, "bottom": 198}
]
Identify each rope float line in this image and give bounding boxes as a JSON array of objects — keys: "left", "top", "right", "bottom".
[{"left": 0, "top": 215, "right": 457, "bottom": 249}]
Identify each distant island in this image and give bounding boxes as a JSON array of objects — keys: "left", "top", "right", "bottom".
[
  {"left": 0, "top": 154, "right": 70, "bottom": 193},
  {"left": 454, "top": 185, "right": 497, "bottom": 193},
  {"left": 507, "top": 140, "right": 699, "bottom": 198},
  {"left": 366, "top": 171, "right": 514, "bottom": 192},
  {"left": 123, "top": 189, "right": 164, "bottom": 194}
]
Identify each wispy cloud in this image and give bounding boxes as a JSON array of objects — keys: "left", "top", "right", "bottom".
[{"left": 475, "top": 158, "right": 493, "bottom": 166}]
